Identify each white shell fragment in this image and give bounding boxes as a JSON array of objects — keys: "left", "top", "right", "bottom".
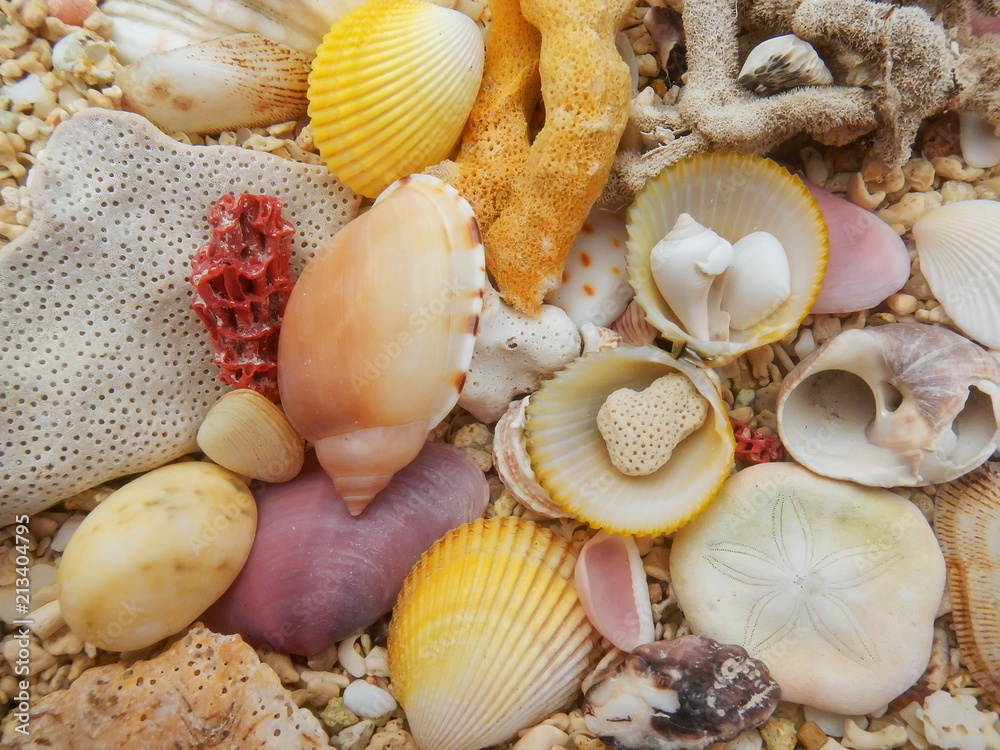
[
  {"left": 670, "top": 462, "right": 946, "bottom": 715},
  {"left": 738, "top": 34, "right": 833, "bottom": 95},
  {"left": 0, "top": 109, "right": 361, "bottom": 524},
  {"left": 342, "top": 680, "right": 398, "bottom": 719},
  {"left": 959, "top": 111, "right": 1000, "bottom": 169},
  {"left": 492, "top": 396, "right": 570, "bottom": 519},
  {"left": 912, "top": 199, "right": 1000, "bottom": 350},
  {"left": 117, "top": 34, "right": 311, "bottom": 135},
  {"left": 776, "top": 323, "right": 1000, "bottom": 487}
]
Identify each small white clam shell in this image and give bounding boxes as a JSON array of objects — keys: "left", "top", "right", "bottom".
[
  {"left": 720, "top": 231, "right": 791, "bottom": 331},
  {"left": 116, "top": 34, "right": 311, "bottom": 135},
  {"left": 776, "top": 323, "right": 1000, "bottom": 487},
  {"left": 196, "top": 389, "right": 305, "bottom": 483},
  {"left": 738, "top": 34, "right": 833, "bottom": 95},
  {"left": 912, "top": 199, "right": 1000, "bottom": 350},
  {"left": 959, "top": 111, "right": 1000, "bottom": 169}
]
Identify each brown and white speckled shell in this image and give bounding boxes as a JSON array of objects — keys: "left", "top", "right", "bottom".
[{"left": 934, "top": 463, "right": 1000, "bottom": 703}]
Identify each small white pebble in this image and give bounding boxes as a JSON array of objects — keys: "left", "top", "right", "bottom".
[
  {"left": 886, "top": 293, "right": 918, "bottom": 317},
  {"left": 342, "top": 680, "right": 397, "bottom": 719},
  {"left": 513, "top": 724, "right": 570, "bottom": 750},
  {"left": 337, "top": 634, "right": 368, "bottom": 678},
  {"left": 50, "top": 514, "right": 85, "bottom": 551}
]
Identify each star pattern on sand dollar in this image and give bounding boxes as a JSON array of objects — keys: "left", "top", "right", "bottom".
[{"left": 704, "top": 490, "right": 902, "bottom": 667}]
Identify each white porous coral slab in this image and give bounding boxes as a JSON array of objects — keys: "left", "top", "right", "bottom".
[{"left": 0, "top": 108, "right": 361, "bottom": 524}]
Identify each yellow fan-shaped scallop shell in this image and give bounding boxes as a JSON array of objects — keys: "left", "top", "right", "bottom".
[
  {"left": 627, "top": 152, "right": 828, "bottom": 362},
  {"left": 308, "top": 0, "right": 485, "bottom": 198},
  {"left": 389, "top": 517, "right": 601, "bottom": 750},
  {"left": 525, "top": 345, "right": 735, "bottom": 536}
]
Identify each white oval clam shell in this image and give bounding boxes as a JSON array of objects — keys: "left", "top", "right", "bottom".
[
  {"left": 913, "top": 199, "right": 1000, "bottom": 350},
  {"left": 959, "top": 111, "right": 1000, "bottom": 169}
]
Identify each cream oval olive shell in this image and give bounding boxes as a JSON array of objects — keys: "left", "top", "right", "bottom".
[
  {"left": 57, "top": 462, "right": 257, "bottom": 652},
  {"left": 197, "top": 389, "right": 305, "bottom": 483}
]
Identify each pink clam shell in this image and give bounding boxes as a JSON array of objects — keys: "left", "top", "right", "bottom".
[{"left": 805, "top": 180, "right": 910, "bottom": 315}]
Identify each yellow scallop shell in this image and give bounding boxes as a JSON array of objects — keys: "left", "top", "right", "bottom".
[
  {"left": 525, "top": 345, "right": 736, "bottom": 536},
  {"left": 389, "top": 517, "right": 600, "bottom": 750},
  {"left": 308, "top": 0, "right": 485, "bottom": 199},
  {"left": 627, "top": 151, "right": 828, "bottom": 362}
]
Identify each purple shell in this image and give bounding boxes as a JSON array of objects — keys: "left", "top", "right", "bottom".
[
  {"left": 202, "top": 442, "right": 489, "bottom": 655},
  {"left": 584, "top": 635, "right": 780, "bottom": 750}
]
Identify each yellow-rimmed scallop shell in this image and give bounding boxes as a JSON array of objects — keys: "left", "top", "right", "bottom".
[
  {"left": 524, "top": 345, "right": 735, "bottom": 536},
  {"left": 389, "top": 517, "right": 600, "bottom": 750},
  {"left": 627, "top": 152, "right": 828, "bottom": 362},
  {"left": 308, "top": 0, "right": 485, "bottom": 199}
]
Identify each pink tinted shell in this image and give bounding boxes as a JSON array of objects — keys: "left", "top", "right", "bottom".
[{"left": 575, "top": 531, "right": 655, "bottom": 652}]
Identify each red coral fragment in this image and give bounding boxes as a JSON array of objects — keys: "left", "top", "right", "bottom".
[
  {"left": 191, "top": 194, "right": 294, "bottom": 396},
  {"left": 729, "top": 418, "right": 784, "bottom": 464}
]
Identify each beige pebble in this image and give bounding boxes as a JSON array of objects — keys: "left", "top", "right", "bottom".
[
  {"left": 367, "top": 725, "right": 419, "bottom": 750},
  {"left": 729, "top": 406, "right": 753, "bottom": 424},
  {"left": 299, "top": 669, "right": 346, "bottom": 707},
  {"left": 3, "top": 633, "right": 57, "bottom": 673},
  {"left": 902, "top": 158, "right": 936, "bottom": 193},
  {"left": 28, "top": 599, "right": 65, "bottom": 639},
  {"left": 902, "top": 269, "right": 933, "bottom": 300},
  {"left": 811, "top": 314, "right": 841, "bottom": 344},
  {"left": 746, "top": 345, "right": 774, "bottom": 381},
  {"left": 875, "top": 192, "right": 941, "bottom": 234},
  {"left": 513, "top": 724, "right": 570, "bottom": 750},
  {"left": 931, "top": 155, "right": 983, "bottom": 182},
  {"left": 846, "top": 172, "right": 885, "bottom": 211},
  {"left": 800, "top": 146, "right": 829, "bottom": 186},
  {"left": 976, "top": 177, "right": 1000, "bottom": 200},
  {"left": 636, "top": 53, "right": 658, "bottom": 77},
  {"left": 940, "top": 179, "right": 978, "bottom": 204},
  {"left": 825, "top": 172, "right": 852, "bottom": 193},
  {"left": 257, "top": 647, "right": 299, "bottom": 684},
  {"left": 573, "top": 737, "right": 608, "bottom": 750},
  {"left": 625, "top": 26, "right": 657, "bottom": 54},
  {"left": 42, "top": 626, "right": 84, "bottom": 656},
  {"left": 756, "top": 409, "right": 777, "bottom": 433},
  {"left": 760, "top": 717, "right": 798, "bottom": 750},
  {"left": 12, "top": 0, "right": 48, "bottom": 29},
  {"left": 755, "top": 383, "right": 781, "bottom": 414},
  {"left": 642, "top": 546, "right": 671, "bottom": 581},
  {"left": 886, "top": 293, "right": 918, "bottom": 316}
]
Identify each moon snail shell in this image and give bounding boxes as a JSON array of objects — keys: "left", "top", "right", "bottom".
[{"left": 277, "top": 174, "right": 486, "bottom": 514}]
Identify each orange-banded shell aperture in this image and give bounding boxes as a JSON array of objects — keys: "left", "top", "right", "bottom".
[{"left": 277, "top": 174, "right": 485, "bottom": 515}]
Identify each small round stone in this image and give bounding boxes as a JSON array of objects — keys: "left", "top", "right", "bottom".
[{"left": 342, "top": 680, "right": 398, "bottom": 719}]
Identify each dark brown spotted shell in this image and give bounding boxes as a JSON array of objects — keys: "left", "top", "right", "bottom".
[{"left": 583, "top": 635, "right": 781, "bottom": 750}]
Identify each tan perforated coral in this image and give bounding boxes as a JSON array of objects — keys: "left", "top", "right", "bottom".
[
  {"left": 597, "top": 374, "right": 710, "bottom": 476},
  {"left": 0, "top": 625, "right": 329, "bottom": 748},
  {"left": 0, "top": 109, "right": 360, "bottom": 524}
]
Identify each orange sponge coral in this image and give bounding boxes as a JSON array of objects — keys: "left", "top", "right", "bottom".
[{"left": 445, "top": 0, "right": 633, "bottom": 315}]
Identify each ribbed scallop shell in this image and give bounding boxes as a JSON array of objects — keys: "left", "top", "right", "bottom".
[
  {"left": 196, "top": 389, "right": 304, "bottom": 483},
  {"left": 627, "top": 152, "right": 828, "bottom": 363},
  {"left": 389, "top": 517, "right": 600, "bottom": 750},
  {"left": 525, "top": 346, "right": 735, "bottom": 535},
  {"left": 912, "top": 199, "right": 1000, "bottom": 350},
  {"left": 308, "top": 0, "right": 485, "bottom": 199},
  {"left": 935, "top": 463, "right": 1000, "bottom": 703},
  {"left": 276, "top": 174, "right": 485, "bottom": 514}
]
